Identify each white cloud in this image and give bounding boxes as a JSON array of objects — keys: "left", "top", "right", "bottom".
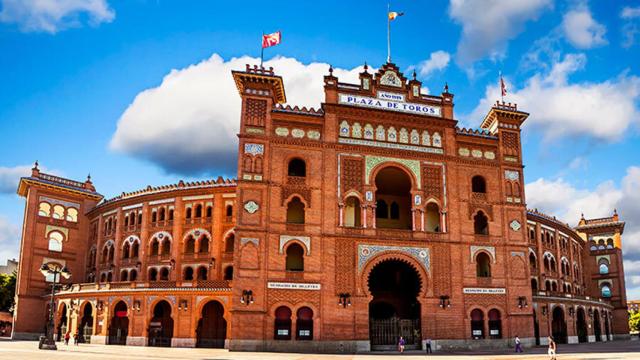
[
  {"left": 0, "top": 0, "right": 115, "bottom": 33},
  {"left": 0, "top": 216, "right": 19, "bottom": 265},
  {"left": 415, "top": 51, "right": 450, "bottom": 78},
  {"left": 110, "top": 54, "right": 367, "bottom": 175},
  {"left": 562, "top": 9, "right": 607, "bottom": 49},
  {"left": 0, "top": 165, "right": 34, "bottom": 194},
  {"left": 468, "top": 53, "right": 640, "bottom": 141},
  {"left": 526, "top": 166, "right": 640, "bottom": 298},
  {"left": 448, "top": 0, "right": 552, "bottom": 64},
  {"left": 622, "top": 6, "right": 640, "bottom": 19}
]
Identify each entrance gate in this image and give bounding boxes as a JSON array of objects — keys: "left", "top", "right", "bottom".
[{"left": 370, "top": 317, "right": 420, "bottom": 350}]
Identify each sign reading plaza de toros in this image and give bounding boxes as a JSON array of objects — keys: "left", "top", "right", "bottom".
[{"left": 338, "top": 92, "right": 442, "bottom": 117}]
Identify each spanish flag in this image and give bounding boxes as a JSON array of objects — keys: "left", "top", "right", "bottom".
[{"left": 388, "top": 11, "right": 404, "bottom": 20}]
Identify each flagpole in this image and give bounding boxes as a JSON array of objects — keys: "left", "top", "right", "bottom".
[
  {"left": 499, "top": 71, "right": 504, "bottom": 103},
  {"left": 260, "top": 31, "right": 264, "bottom": 68},
  {"left": 387, "top": 2, "right": 391, "bottom": 63}
]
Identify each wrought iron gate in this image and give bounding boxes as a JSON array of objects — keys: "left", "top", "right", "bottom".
[{"left": 369, "top": 317, "right": 421, "bottom": 350}]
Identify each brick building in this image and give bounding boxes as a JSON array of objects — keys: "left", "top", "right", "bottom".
[{"left": 11, "top": 62, "right": 629, "bottom": 351}]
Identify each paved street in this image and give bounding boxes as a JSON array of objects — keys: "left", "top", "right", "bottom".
[{"left": 0, "top": 339, "right": 638, "bottom": 359}]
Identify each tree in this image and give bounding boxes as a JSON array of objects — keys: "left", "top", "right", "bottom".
[
  {"left": 630, "top": 311, "right": 640, "bottom": 334},
  {"left": 0, "top": 271, "right": 16, "bottom": 313}
]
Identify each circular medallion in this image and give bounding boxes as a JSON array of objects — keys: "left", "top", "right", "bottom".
[{"left": 244, "top": 200, "right": 259, "bottom": 214}]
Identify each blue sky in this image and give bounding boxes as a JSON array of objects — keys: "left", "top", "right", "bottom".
[{"left": 0, "top": 0, "right": 639, "bottom": 296}]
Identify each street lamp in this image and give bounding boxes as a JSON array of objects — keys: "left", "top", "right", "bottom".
[{"left": 38, "top": 263, "right": 71, "bottom": 350}]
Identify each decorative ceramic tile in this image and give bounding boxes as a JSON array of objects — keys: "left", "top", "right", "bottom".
[
  {"left": 505, "top": 170, "right": 519, "bottom": 181},
  {"left": 375, "top": 125, "right": 386, "bottom": 141},
  {"left": 458, "top": 148, "right": 470, "bottom": 156},
  {"left": 279, "top": 235, "right": 311, "bottom": 255},
  {"left": 399, "top": 128, "right": 409, "bottom": 143},
  {"left": 244, "top": 143, "right": 264, "bottom": 156},
  {"left": 421, "top": 131, "right": 431, "bottom": 146},
  {"left": 291, "top": 129, "right": 305, "bottom": 138},
  {"left": 410, "top": 129, "right": 420, "bottom": 144},
  {"left": 484, "top": 151, "right": 495, "bottom": 160},
  {"left": 307, "top": 130, "right": 321, "bottom": 140},
  {"left": 243, "top": 200, "right": 259, "bottom": 214},
  {"left": 510, "top": 220, "right": 522, "bottom": 231},
  {"left": 364, "top": 124, "right": 374, "bottom": 140},
  {"left": 432, "top": 132, "right": 442, "bottom": 147},
  {"left": 240, "top": 237, "right": 259, "bottom": 246},
  {"left": 275, "top": 127, "right": 289, "bottom": 136},
  {"left": 357, "top": 244, "right": 430, "bottom": 274},
  {"left": 339, "top": 121, "right": 350, "bottom": 137},
  {"left": 470, "top": 245, "right": 496, "bottom": 263},
  {"left": 352, "top": 123, "right": 362, "bottom": 138},
  {"left": 471, "top": 149, "right": 483, "bottom": 158},
  {"left": 365, "top": 155, "right": 421, "bottom": 189},
  {"left": 387, "top": 127, "right": 397, "bottom": 142}
]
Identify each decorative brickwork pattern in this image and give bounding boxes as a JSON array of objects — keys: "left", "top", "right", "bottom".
[
  {"left": 422, "top": 165, "right": 442, "bottom": 201},
  {"left": 244, "top": 99, "right": 267, "bottom": 127},
  {"left": 502, "top": 131, "right": 519, "bottom": 156},
  {"left": 335, "top": 238, "right": 355, "bottom": 293},
  {"left": 268, "top": 288, "right": 321, "bottom": 307},
  {"left": 341, "top": 158, "right": 363, "bottom": 195}
]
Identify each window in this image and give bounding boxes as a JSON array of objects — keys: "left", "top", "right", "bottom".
[
  {"left": 226, "top": 205, "right": 233, "bottom": 217},
  {"left": 159, "top": 267, "right": 169, "bottom": 280},
  {"left": 606, "top": 238, "right": 614, "bottom": 249},
  {"left": 195, "top": 204, "right": 203, "bottom": 218},
  {"left": 48, "top": 231, "right": 64, "bottom": 252},
  {"left": 473, "top": 211, "right": 489, "bottom": 235},
  {"left": 531, "top": 278, "right": 538, "bottom": 292},
  {"left": 471, "top": 176, "right": 486, "bottom": 193},
  {"left": 225, "top": 234, "right": 235, "bottom": 253},
  {"left": 286, "top": 197, "right": 305, "bottom": 224},
  {"left": 471, "top": 309, "right": 484, "bottom": 339},
  {"left": 206, "top": 206, "right": 212, "bottom": 218},
  {"left": 151, "top": 210, "right": 157, "bottom": 223},
  {"left": 199, "top": 235, "right": 210, "bottom": 254},
  {"left": 344, "top": 196, "right": 361, "bottom": 228},
  {"left": 296, "top": 307, "right": 313, "bottom": 340},
  {"left": 38, "top": 202, "right": 51, "bottom": 217},
  {"left": 131, "top": 242, "right": 139, "bottom": 258},
  {"left": 274, "top": 306, "right": 292, "bottom": 340},
  {"left": 53, "top": 205, "right": 65, "bottom": 220},
  {"left": 389, "top": 201, "right": 400, "bottom": 219},
  {"left": 122, "top": 242, "right": 130, "bottom": 259},
  {"left": 161, "top": 240, "right": 171, "bottom": 256},
  {"left": 150, "top": 238, "right": 160, "bottom": 255},
  {"left": 158, "top": 208, "right": 165, "bottom": 221},
  {"left": 488, "top": 309, "right": 502, "bottom": 339},
  {"left": 285, "top": 243, "right": 304, "bottom": 272},
  {"left": 425, "top": 202, "right": 440, "bottom": 232},
  {"left": 186, "top": 207, "right": 192, "bottom": 219},
  {"left": 197, "top": 266, "right": 207, "bottom": 281},
  {"left": 529, "top": 253, "right": 537, "bottom": 269},
  {"left": 168, "top": 209, "right": 174, "bottom": 221},
  {"left": 149, "top": 268, "right": 158, "bottom": 281},
  {"left": 183, "top": 267, "right": 194, "bottom": 281},
  {"left": 288, "top": 158, "right": 306, "bottom": 177},
  {"left": 120, "top": 270, "right": 128, "bottom": 282},
  {"left": 476, "top": 252, "right": 491, "bottom": 277},
  {"left": 130, "top": 269, "right": 137, "bottom": 281},
  {"left": 601, "top": 284, "right": 612, "bottom": 298},
  {"left": 375, "top": 199, "right": 388, "bottom": 219},
  {"left": 599, "top": 263, "right": 609, "bottom": 274},
  {"left": 224, "top": 266, "right": 233, "bottom": 280},
  {"left": 185, "top": 236, "right": 195, "bottom": 254}
]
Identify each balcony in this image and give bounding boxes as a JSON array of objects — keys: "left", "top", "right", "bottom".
[
  {"left": 471, "top": 192, "right": 487, "bottom": 202},
  {"left": 182, "top": 252, "right": 210, "bottom": 261},
  {"left": 287, "top": 175, "right": 306, "bottom": 186},
  {"left": 150, "top": 220, "right": 173, "bottom": 228},
  {"left": 184, "top": 217, "right": 212, "bottom": 225}
]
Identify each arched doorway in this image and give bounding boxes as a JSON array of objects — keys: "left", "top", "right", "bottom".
[
  {"left": 196, "top": 301, "right": 227, "bottom": 348},
  {"left": 374, "top": 167, "right": 412, "bottom": 229},
  {"left": 108, "top": 301, "right": 128, "bottom": 345},
  {"left": 56, "top": 303, "right": 68, "bottom": 342},
  {"left": 471, "top": 309, "right": 484, "bottom": 339},
  {"left": 576, "top": 308, "right": 588, "bottom": 343},
  {"left": 551, "top": 307, "right": 567, "bottom": 344},
  {"left": 78, "top": 303, "right": 94, "bottom": 343},
  {"left": 604, "top": 313, "right": 611, "bottom": 340},
  {"left": 148, "top": 300, "right": 173, "bottom": 347},
  {"left": 593, "top": 309, "right": 602, "bottom": 342},
  {"left": 368, "top": 259, "right": 421, "bottom": 350},
  {"left": 488, "top": 309, "right": 502, "bottom": 339}
]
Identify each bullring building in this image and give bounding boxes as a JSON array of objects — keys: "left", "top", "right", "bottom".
[{"left": 12, "top": 62, "right": 629, "bottom": 351}]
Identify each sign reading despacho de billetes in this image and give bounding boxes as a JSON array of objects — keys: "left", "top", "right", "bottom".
[
  {"left": 463, "top": 287, "right": 506, "bottom": 294},
  {"left": 338, "top": 93, "right": 442, "bottom": 117},
  {"left": 267, "top": 282, "right": 321, "bottom": 290}
]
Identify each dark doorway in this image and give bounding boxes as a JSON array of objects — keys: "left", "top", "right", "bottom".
[
  {"left": 488, "top": 309, "right": 502, "bottom": 339},
  {"left": 533, "top": 309, "right": 540, "bottom": 345},
  {"left": 196, "top": 301, "right": 227, "bottom": 348},
  {"left": 56, "top": 303, "right": 68, "bottom": 342},
  {"left": 368, "top": 260, "right": 421, "bottom": 350},
  {"left": 148, "top": 300, "right": 173, "bottom": 347},
  {"left": 108, "top": 301, "right": 128, "bottom": 345},
  {"left": 551, "top": 307, "right": 567, "bottom": 344},
  {"left": 78, "top": 303, "right": 94, "bottom": 343},
  {"left": 593, "top": 309, "right": 602, "bottom": 342},
  {"left": 577, "top": 308, "right": 588, "bottom": 343},
  {"left": 471, "top": 309, "right": 484, "bottom": 339}
]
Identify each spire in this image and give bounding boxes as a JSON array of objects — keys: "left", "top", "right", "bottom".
[
  {"left": 31, "top": 160, "right": 40, "bottom": 177},
  {"left": 329, "top": 64, "right": 334, "bottom": 75},
  {"left": 364, "top": 61, "right": 368, "bottom": 73},
  {"left": 412, "top": 69, "right": 417, "bottom": 81},
  {"left": 444, "top": 82, "right": 449, "bottom": 94}
]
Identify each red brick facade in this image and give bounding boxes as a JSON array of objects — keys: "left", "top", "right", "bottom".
[{"left": 11, "top": 62, "right": 629, "bottom": 351}]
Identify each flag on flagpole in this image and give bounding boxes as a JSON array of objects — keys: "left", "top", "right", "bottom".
[
  {"left": 500, "top": 73, "right": 507, "bottom": 98},
  {"left": 388, "top": 11, "right": 404, "bottom": 20},
  {"left": 262, "top": 31, "right": 281, "bottom": 48}
]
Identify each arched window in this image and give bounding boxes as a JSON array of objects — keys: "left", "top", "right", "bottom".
[
  {"left": 197, "top": 266, "right": 207, "bottom": 281},
  {"left": 66, "top": 208, "right": 78, "bottom": 222},
  {"left": 183, "top": 267, "right": 194, "bottom": 281},
  {"left": 529, "top": 228, "right": 535, "bottom": 241},
  {"left": 473, "top": 211, "right": 489, "bottom": 235},
  {"left": 601, "top": 284, "right": 612, "bottom": 298},
  {"left": 296, "top": 307, "right": 314, "bottom": 340},
  {"left": 199, "top": 235, "right": 210, "bottom": 254},
  {"left": 344, "top": 196, "right": 361, "bottom": 228},
  {"left": 471, "top": 309, "right": 484, "bottom": 339},
  {"left": 124, "top": 216, "right": 129, "bottom": 227},
  {"left": 471, "top": 176, "right": 486, "bottom": 193},
  {"left": 107, "top": 272, "right": 113, "bottom": 282},
  {"left": 529, "top": 253, "right": 537, "bottom": 269},
  {"left": 544, "top": 257, "right": 550, "bottom": 272},
  {"left": 52, "top": 205, "right": 65, "bottom": 220},
  {"left": 286, "top": 197, "right": 305, "bottom": 224},
  {"left": 48, "top": 231, "right": 64, "bottom": 252},
  {"left": 254, "top": 157, "right": 263, "bottom": 173},
  {"left": 138, "top": 212, "right": 142, "bottom": 224},
  {"left": 225, "top": 234, "right": 235, "bottom": 253},
  {"left": 185, "top": 207, "right": 192, "bottom": 219},
  {"left": 151, "top": 210, "right": 157, "bottom": 223},
  {"left": 288, "top": 158, "right": 306, "bottom": 177},
  {"left": 131, "top": 242, "right": 139, "bottom": 258},
  {"left": 108, "top": 246, "right": 114, "bottom": 262},
  {"left": 129, "top": 269, "right": 137, "bottom": 281},
  {"left": 488, "top": 309, "right": 502, "bottom": 339},
  {"left": 159, "top": 267, "right": 169, "bottom": 281},
  {"left": 158, "top": 208, "right": 165, "bottom": 221},
  {"left": 551, "top": 282, "right": 558, "bottom": 292},
  {"left": 122, "top": 242, "right": 130, "bottom": 259},
  {"left": 100, "top": 273, "right": 107, "bottom": 283},
  {"left": 38, "top": 202, "right": 51, "bottom": 217},
  {"left": 274, "top": 306, "right": 292, "bottom": 340},
  {"left": 161, "top": 240, "right": 171, "bottom": 256},
  {"left": 425, "top": 202, "right": 440, "bottom": 232},
  {"left": 224, "top": 266, "right": 233, "bottom": 280},
  {"left": 285, "top": 243, "right": 304, "bottom": 272},
  {"left": 150, "top": 238, "right": 160, "bottom": 255},
  {"left": 226, "top": 205, "right": 233, "bottom": 217},
  {"left": 476, "top": 252, "right": 491, "bottom": 277},
  {"left": 149, "top": 268, "right": 158, "bottom": 281},
  {"left": 606, "top": 238, "right": 614, "bottom": 249},
  {"left": 206, "top": 206, "right": 212, "bottom": 218},
  {"left": 120, "top": 270, "right": 128, "bottom": 282},
  {"left": 195, "top": 204, "right": 203, "bottom": 218},
  {"left": 599, "top": 263, "right": 609, "bottom": 274},
  {"left": 185, "top": 236, "right": 195, "bottom": 254},
  {"left": 168, "top": 209, "right": 174, "bottom": 221},
  {"left": 531, "top": 278, "right": 538, "bottom": 292},
  {"left": 375, "top": 199, "right": 388, "bottom": 219},
  {"left": 130, "top": 212, "right": 136, "bottom": 226},
  {"left": 389, "top": 201, "right": 400, "bottom": 219},
  {"left": 243, "top": 155, "right": 252, "bottom": 172}
]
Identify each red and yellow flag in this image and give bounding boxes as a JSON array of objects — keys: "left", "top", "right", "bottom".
[{"left": 262, "top": 31, "right": 281, "bottom": 48}]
